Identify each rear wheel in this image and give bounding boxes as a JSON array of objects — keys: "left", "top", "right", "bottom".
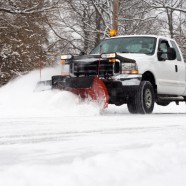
[{"left": 127, "top": 81, "right": 155, "bottom": 114}]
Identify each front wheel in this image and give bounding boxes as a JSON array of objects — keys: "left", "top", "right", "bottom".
[
  {"left": 127, "top": 81, "right": 155, "bottom": 114},
  {"left": 127, "top": 98, "right": 137, "bottom": 114}
]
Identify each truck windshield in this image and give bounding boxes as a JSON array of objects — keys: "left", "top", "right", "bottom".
[{"left": 90, "top": 37, "right": 157, "bottom": 55}]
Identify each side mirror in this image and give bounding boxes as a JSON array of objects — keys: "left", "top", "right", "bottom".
[
  {"left": 167, "top": 47, "right": 176, "bottom": 60},
  {"left": 157, "top": 47, "right": 177, "bottom": 61}
]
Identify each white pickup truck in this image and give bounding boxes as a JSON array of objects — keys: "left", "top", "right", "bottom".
[
  {"left": 49, "top": 35, "right": 186, "bottom": 114},
  {"left": 88, "top": 35, "right": 185, "bottom": 113}
]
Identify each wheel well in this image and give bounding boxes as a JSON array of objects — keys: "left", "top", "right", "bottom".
[{"left": 142, "top": 71, "right": 157, "bottom": 92}]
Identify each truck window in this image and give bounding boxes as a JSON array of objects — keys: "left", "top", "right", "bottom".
[
  {"left": 90, "top": 37, "right": 157, "bottom": 55},
  {"left": 158, "top": 39, "right": 170, "bottom": 61},
  {"left": 170, "top": 40, "right": 182, "bottom": 61},
  {"left": 159, "top": 40, "right": 170, "bottom": 53}
]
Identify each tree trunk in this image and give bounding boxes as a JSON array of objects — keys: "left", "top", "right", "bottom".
[
  {"left": 113, "top": 0, "right": 119, "bottom": 31},
  {"left": 166, "top": 8, "right": 174, "bottom": 38},
  {"left": 95, "top": 8, "right": 101, "bottom": 47}
]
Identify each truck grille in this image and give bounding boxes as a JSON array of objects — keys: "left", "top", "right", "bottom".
[{"left": 71, "top": 61, "right": 119, "bottom": 77}]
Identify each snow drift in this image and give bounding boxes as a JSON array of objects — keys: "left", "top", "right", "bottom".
[{"left": 0, "top": 66, "right": 101, "bottom": 118}]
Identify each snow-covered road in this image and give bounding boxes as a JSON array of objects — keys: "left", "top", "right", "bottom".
[{"left": 0, "top": 67, "right": 186, "bottom": 186}]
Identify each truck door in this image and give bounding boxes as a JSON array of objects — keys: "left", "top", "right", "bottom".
[{"left": 156, "top": 39, "right": 185, "bottom": 95}]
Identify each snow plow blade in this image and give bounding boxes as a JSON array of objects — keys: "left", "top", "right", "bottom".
[{"left": 52, "top": 76, "right": 109, "bottom": 108}]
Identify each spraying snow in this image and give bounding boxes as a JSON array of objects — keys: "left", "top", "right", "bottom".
[{"left": 0, "top": 66, "right": 101, "bottom": 118}]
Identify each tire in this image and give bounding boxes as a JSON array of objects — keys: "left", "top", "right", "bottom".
[
  {"left": 127, "top": 98, "right": 137, "bottom": 114},
  {"left": 128, "top": 81, "right": 155, "bottom": 114}
]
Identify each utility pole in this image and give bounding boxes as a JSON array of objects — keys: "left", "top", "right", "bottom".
[{"left": 112, "top": 0, "right": 119, "bottom": 32}]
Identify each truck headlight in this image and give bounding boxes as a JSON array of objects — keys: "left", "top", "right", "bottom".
[
  {"left": 60, "top": 54, "right": 72, "bottom": 65},
  {"left": 61, "top": 54, "right": 72, "bottom": 60},
  {"left": 121, "top": 63, "right": 138, "bottom": 74},
  {"left": 101, "top": 53, "right": 116, "bottom": 59}
]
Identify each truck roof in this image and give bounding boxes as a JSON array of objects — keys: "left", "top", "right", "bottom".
[{"left": 107, "top": 35, "right": 173, "bottom": 41}]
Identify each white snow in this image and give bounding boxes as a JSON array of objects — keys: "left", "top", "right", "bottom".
[{"left": 0, "top": 66, "right": 186, "bottom": 186}]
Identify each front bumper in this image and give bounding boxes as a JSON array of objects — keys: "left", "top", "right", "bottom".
[
  {"left": 51, "top": 74, "right": 142, "bottom": 106},
  {"left": 103, "top": 74, "right": 142, "bottom": 105},
  {"left": 111, "top": 74, "right": 142, "bottom": 86}
]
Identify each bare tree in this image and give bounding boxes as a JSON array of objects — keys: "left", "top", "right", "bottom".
[
  {"left": 0, "top": 0, "right": 60, "bottom": 14},
  {"left": 142, "top": 0, "right": 186, "bottom": 59},
  {"left": 47, "top": 0, "right": 113, "bottom": 54},
  {"left": 143, "top": 0, "right": 186, "bottom": 13}
]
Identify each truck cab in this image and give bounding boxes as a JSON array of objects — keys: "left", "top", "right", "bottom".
[{"left": 91, "top": 35, "right": 185, "bottom": 94}]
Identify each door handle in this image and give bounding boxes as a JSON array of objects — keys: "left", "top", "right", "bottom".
[{"left": 175, "top": 65, "right": 178, "bottom": 72}]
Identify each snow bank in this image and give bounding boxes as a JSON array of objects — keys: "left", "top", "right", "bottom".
[{"left": 0, "top": 66, "right": 100, "bottom": 118}]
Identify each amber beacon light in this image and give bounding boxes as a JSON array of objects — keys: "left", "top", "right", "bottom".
[{"left": 109, "top": 29, "right": 117, "bottom": 37}]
